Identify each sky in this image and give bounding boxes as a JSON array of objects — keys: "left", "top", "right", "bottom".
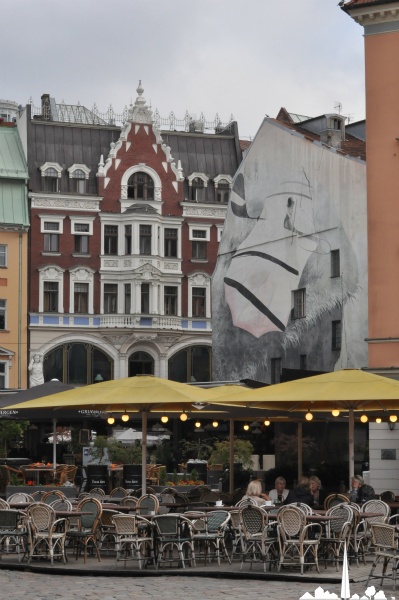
[{"left": 1, "top": 0, "right": 365, "bottom": 140}]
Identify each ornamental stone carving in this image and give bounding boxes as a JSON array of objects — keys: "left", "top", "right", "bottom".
[
  {"left": 41, "top": 267, "right": 63, "bottom": 280},
  {"left": 104, "top": 260, "right": 119, "bottom": 267},
  {"left": 164, "top": 262, "right": 179, "bottom": 270},
  {"left": 124, "top": 259, "right": 132, "bottom": 268},
  {"left": 188, "top": 273, "right": 210, "bottom": 286},
  {"left": 70, "top": 268, "right": 92, "bottom": 282},
  {"left": 31, "top": 197, "right": 100, "bottom": 211},
  {"left": 158, "top": 336, "right": 179, "bottom": 348},
  {"left": 182, "top": 205, "right": 226, "bottom": 219},
  {"left": 121, "top": 185, "right": 128, "bottom": 199},
  {"left": 103, "top": 334, "right": 133, "bottom": 348}
]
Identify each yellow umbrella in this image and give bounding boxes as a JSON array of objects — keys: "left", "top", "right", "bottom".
[
  {"left": 216, "top": 369, "right": 399, "bottom": 482},
  {"left": 3, "top": 377, "right": 252, "bottom": 493}
]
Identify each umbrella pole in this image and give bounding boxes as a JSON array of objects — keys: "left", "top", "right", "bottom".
[
  {"left": 297, "top": 421, "right": 303, "bottom": 480},
  {"left": 349, "top": 408, "right": 354, "bottom": 486},
  {"left": 142, "top": 411, "right": 147, "bottom": 495},
  {"left": 229, "top": 418, "right": 234, "bottom": 494},
  {"left": 52, "top": 417, "right": 57, "bottom": 474}
]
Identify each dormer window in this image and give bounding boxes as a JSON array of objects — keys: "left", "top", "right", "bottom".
[
  {"left": 71, "top": 169, "right": 86, "bottom": 194},
  {"left": 127, "top": 172, "right": 154, "bottom": 200},
  {"left": 40, "top": 162, "right": 62, "bottom": 193},
  {"left": 43, "top": 168, "right": 59, "bottom": 192},
  {"left": 216, "top": 179, "right": 230, "bottom": 203},
  {"left": 191, "top": 177, "right": 205, "bottom": 202}
]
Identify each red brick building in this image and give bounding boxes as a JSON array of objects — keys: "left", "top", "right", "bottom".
[{"left": 23, "top": 83, "right": 242, "bottom": 384}]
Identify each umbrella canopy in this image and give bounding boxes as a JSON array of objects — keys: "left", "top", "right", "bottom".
[{"left": 3, "top": 376, "right": 250, "bottom": 494}]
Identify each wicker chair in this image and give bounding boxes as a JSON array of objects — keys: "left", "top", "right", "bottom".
[
  {"left": 380, "top": 491, "right": 395, "bottom": 502},
  {"left": 26, "top": 503, "right": 68, "bottom": 565},
  {"left": 136, "top": 494, "right": 159, "bottom": 516},
  {"left": 152, "top": 514, "right": 195, "bottom": 569},
  {"left": 324, "top": 493, "right": 350, "bottom": 510},
  {"left": 120, "top": 496, "right": 138, "bottom": 508},
  {"left": 239, "top": 505, "right": 277, "bottom": 572},
  {"left": 112, "top": 514, "right": 154, "bottom": 569},
  {"left": 0, "top": 509, "right": 28, "bottom": 562},
  {"left": 66, "top": 497, "right": 102, "bottom": 563},
  {"left": 88, "top": 488, "right": 105, "bottom": 501},
  {"left": 0, "top": 498, "right": 10, "bottom": 509},
  {"left": 367, "top": 523, "right": 399, "bottom": 590},
  {"left": 49, "top": 499, "right": 73, "bottom": 512},
  {"left": 192, "top": 509, "right": 231, "bottom": 566},
  {"left": 100, "top": 509, "right": 120, "bottom": 554},
  {"left": 321, "top": 504, "right": 353, "bottom": 571},
  {"left": 42, "top": 490, "right": 66, "bottom": 505},
  {"left": 7, "top": 493, "right": 34, "bottom": 503},
  {"left": 109, "top": 487, "right": 128, "bottom": 499},
  {"left": 277, "top": 505, "right": 322, "bottom": 574}
]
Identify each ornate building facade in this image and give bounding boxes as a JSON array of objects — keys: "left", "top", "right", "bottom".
[{"left": 22, "top": 83, "right": 242, "bottom": 385}]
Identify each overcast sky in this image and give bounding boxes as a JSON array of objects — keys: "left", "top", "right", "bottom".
[{"left": 2, "top": 0, "right": 365, "bottom": 140}]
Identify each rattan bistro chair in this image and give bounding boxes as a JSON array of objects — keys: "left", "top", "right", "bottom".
[
  {"left": 112, "top": 514, "right": 154, "bottom": 569},
  {"left": 367, "top": 523, "right": 399, "bottom": 590},
  {"left": 66, "top": 497, "right": 102, "bottom": 563},
  {"left": 136, "top": 494, "right": 159, "bottom": 516},
  {"left": 26, "top": 503, "right": 68, "bottom": 565},
  {"left": 277, "top": 505, "right": 322, "bottom": 574},
  {"left": 239, "top": 505, "right": 277, "bottom": 572},
  {"left": 193, "top": 510, "right": 231, "bottom": 566},
  {"left": 322, "top": 504, "right": 353, "bottom": 571},
  {"left": 0, "top": 509, "right": 28, "bottom": 562},
  {"left": 152, "top": 514, "right": 195, "bottom": 569}
]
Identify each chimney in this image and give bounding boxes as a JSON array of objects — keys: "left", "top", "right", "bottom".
[{"left": 41, "top": 94, "right": 51, "bottom": 121}]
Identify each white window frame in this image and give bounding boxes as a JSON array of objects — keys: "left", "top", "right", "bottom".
[
  {"left": 0, "top": 300, "right": 6, "bottom": 330},
  {"left": 293, "top": 288, "right": 306, "bottom": 319},
  {"left": 187, "top": 273, "right": 211, "bottom": 318},
  {"left": 102, "top": 282, "right": 120, "bottom": 315},
  {"left": 67, "top": 164, "right": 91, "bottom": 179},
  {"left": 70, "top": 216, "right": 95, "bottom": 236},
  {"left": 216, "top": 225, "right": 224, "bottom": 243},
  {"left": 69, "top": 267, "right": 94, "bottom": 315},
  {"left": 0, "top": 244, "right": 7, "bottom": 267},
  {"left": 38, "top": 265, "right": 64, "bottom": 313},
  {"left": 188, "top": 224, "right": 211, "bottom": 242},
  {"left": 0, "top": 361, "right": 9, "bottom": 389},
  {"left": 120, "top": 164, "right": 162, "bottom": 202},
  {"left": 161, "top": 283, "right": 181, "bottom": 317},
  {"left": 39, "top": 215, "right": 65, "bottom": 235},
  {"left": 40, "top": 162, "right": 62, "bottom": 193}
]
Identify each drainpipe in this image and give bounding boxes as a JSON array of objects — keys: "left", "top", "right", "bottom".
[{"left": 18, "top": 227, "right": 23, "bottom": 388}]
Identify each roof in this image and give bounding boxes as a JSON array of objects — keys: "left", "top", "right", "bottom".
[
  {"left": 0, "top": 125, "right": 28, "bottom": 180},
  {"left": 274, "top": 114, "right": 366, "bottom": 162},
  {"left": 0, "top": 180, "right": 29, "bottom": 226},
  {"left": 341, "top": 0, "right": 398, "bottom": 10}
]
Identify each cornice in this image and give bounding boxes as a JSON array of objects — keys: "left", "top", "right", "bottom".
[
  {"left": 30, "top": 193, "right": 102, "bottom": 212},
  {"left": 345, "top": 1, "right": 399, "bottom": 25}
]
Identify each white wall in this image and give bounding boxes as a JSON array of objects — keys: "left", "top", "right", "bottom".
[{"left": 369, "top": 422, "right": 399, "bottom": 494}]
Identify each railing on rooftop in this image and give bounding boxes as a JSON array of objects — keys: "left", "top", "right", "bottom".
[{"left": 29, "top": 99, "right": 235, "bottom": 133}]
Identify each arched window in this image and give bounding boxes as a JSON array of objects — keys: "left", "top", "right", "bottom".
[
  {"left": 43, "top": 343, "right": 113, "bottom": 384},
  {"left": 191, "top": 177, "right": 205, "bottom": 202},
  {"left": 43, "top": 167, "right": 59, "bottom": 192},
  {"left": 127, "top": 172, "right": 154, "bottom": 200},
  {"left": 129, "top": 351, "right": 154, "bottom": 377},
  {"left": 216, "top": 178, "right": 230, "bottom": 203},
  {"left": 168, "top": 346, "right": 211, "bottom": 383},
  {"left": 71, "top": 169, "right": 86, "bottom": 194}
]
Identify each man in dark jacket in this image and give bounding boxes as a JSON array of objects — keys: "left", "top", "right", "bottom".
[
  {"left": 349, "top": 474, "right": 375, "bottom": 504},
  {"left": 284, "top": 476, "right": 314, "bottom": 507}
]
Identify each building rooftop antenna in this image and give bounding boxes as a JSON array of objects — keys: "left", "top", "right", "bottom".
[{"left": 334, "top": 101, "right": 342, "bottom": 114}]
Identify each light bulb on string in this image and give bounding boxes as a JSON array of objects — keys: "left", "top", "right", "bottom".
[
  {"left": 264, "top": 420, "right": 271, "bottom": 427},
  {"left": 121, "top": 412, "right": 130, "bottom": 423},
  {"left": 376, "top": 418, "right": 382, "bottom": 424},
  {"left": 305, "top": 412, "right": 313, "bottom": 421},
  {"left": 389, "top": 414, "right": 398, "bottom": 423},
  {"left": 180, "top": 412, "right": 188, "bottom": 422},
  {"left": 195, "top": 421, "right": 201, "bottom": 428},
  {"left": 243, "top": 423, "right": 250, "bottom": 431},
  {"left": 360, "top": 414, "right": 368, "bottom": 423},
  {"left": 332, "top": 409, "right": 340, "bottom": 417},
  {"left": 107, "top": 415, "right": 115, "bottom": 425},
  {"left": 212, "top": 421, "right": 218, "bottom": 428},
  {"left": 161, "top": 415, "right": 169, "bottom": 424}
]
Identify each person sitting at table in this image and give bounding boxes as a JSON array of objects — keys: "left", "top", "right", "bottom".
[
  {"left": 268, "top": 476, "right": 289, "bottom": 504},
  {"left": 242, "top": 479, "right": 271, "bottom": 506},
  {"left": 284, "top": 476, "right": 314, "bottom": 507},
  {"left": 309, "top": 475, "right": 327, "bottom": 507},
  {"left": 349, "top": 474, "right": 375, "bottom": 504}
]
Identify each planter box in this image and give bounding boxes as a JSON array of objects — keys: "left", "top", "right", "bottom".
[
  {"left": 152, "top": 485, "right": 199, "bottom": 494},
  {"left": 6, "top": 485, "right": 78, "bottom": 499}
]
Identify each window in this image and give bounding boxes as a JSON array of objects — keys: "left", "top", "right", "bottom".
[
  {"left": 127, "top": 172, "right": 154, "bottom": 200},
  {"left": 74, "top": 283, "right": 89, "bottom": 313},
  {"left": 164, "top": 228, "right": 178, "bottom": 258},
  {"left": 168, "top": 346, "right": 211, "bottom": 383},
  {"left": 0, "top": 245, "right": 7, "bottom": 267},
  {"left": 271, "top": 358, "right": 282, "bottom": 384},
  {"left": 191, "top": 177, "right": 205, "bottom": 202},
  {"left": 104, "top": 284, "right": 118, "bottom": 313},
  {"left": 125, "top": 225, "right": 132, "bottom": 255},
  {"left": 164, "top": 286, "right": 177, "bottom": 316},
  {"left": 192, "top": 288, "right": 206, "bottom": 317},
  {"left": 43, "top": 282, "right": 58, "bottom": 312},
  {"left": 129, "top": 351, "right": 154, "bottom": 377},
  {"left": 71, "top": 169, "right": 86, "bottom": 194},
  {"left": 43, "top": 221, "right": 60, "bottom": 252},
  {"left": 124, "top": 284, "right": 131, "bottom": 314},
  {"left": 331, "top": 249, "right": 340, "bottom": 278},
  {"left": 43, "top": 167, "right": 59, "bottom": 192},
  {"left": 332, "top": 320, "right": 342, "bottom": 351},
  {"left": 140, "top": 225, "right": 152, "bottom": 255},
  {"left": 44, "top": 343, "right": 113, "bottom": 385},
  {"left": 216, "top": 179, "right": 230, "bottom": 203},
  {"left": 0, "top": 244, "right": 7, "bottom": 267},
  {"left": 0, "top": 300, "right": 6, "bottom": 329},
  {"left": 104, "top": 225, "right": 118, "bottom": 255},
  {"left": 141, "top": 283, "right": 150, "bottom": 314},
  {"left": 74, "top": 223, "right": 90, "bottom": 254},
  {"left": 0, "top": 363, "right": 5, "bottom": 389},
  {"left": 192, "top": 229, "right": 207, "bottom": 260},
  {"left": 293, "top": 288, "right": 306, "bottom": 319}
]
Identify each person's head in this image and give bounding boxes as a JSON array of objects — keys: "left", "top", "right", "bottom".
[
  {"left": 287, "top": 197, "right": 295, "bottom": 215},
  {"left": 246, "top": 479, "right": 262, "bottom": 497},
  {"left": 275, "top": 476, "right": 286, "bottom": 492},
  {"left": 297, "top": 476, "right": 309, "bottom": 489},
  {"left": 351, "top": 475, "right": 364, "bottom": 489},
  {"left": 309, "top": 476, "right": 321, "bottom": 492}
]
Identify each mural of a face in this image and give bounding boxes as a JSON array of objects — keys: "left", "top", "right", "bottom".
[{"left": 212, "top": 119, "right": 366, "bottom": 382}]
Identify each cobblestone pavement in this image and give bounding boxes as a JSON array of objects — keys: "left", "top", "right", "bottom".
[{"left": 0, "top": 570, "right": 387, "bottom": 600}]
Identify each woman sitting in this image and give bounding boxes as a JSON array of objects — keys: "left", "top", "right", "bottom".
[
  {"left": 242, "top": 479, "right": 271, "bottom": 506},
  {"left": 309, "top": 475, "right": 327, "bottom": 507}
]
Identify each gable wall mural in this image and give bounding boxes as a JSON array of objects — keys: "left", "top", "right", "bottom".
[{"left": 212, "top": 119, "right": 367, "bottom": 383}]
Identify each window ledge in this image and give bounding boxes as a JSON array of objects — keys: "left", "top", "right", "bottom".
[
  {"left": 42, "top": 252, "right": 61, "bottom": 257},
  {"left": 0, "top": 329, "right": 10, "bottom": 333},
  {"left": 191, "top": 259, "right": 208, "bottom": 263},
  {"left": 72, "top": 253, "right": 91, "bottom": 258}
]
